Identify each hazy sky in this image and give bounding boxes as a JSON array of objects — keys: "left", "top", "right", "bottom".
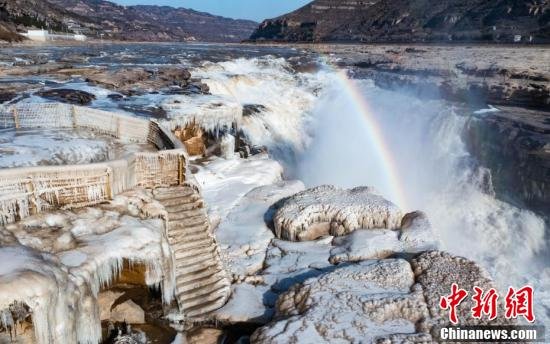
[{"left": 112, "top": 0, "right": 311, "bottom": 21}]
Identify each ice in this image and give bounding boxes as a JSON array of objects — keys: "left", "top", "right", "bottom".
[
  {"left": 0, "top": 190, "right": 175, "bottom": 344},
  {"left": 473, "top": 105, "right": 500, "bottom": 114},
  {"left": 215, "top": 180, "right": 304, "bottom": 279},
  {"left": 161, "top": 94, "right": 242, "bottom": 132},
  {"left": 192, "top": 154, "right": 284, "bottom": 225}
]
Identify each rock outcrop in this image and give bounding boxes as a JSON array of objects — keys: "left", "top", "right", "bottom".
[
  {"left": 464, "top": 106, "right": 550, "bottom": 216},
  {"left": 35, "top": 89, "right": 96, "bottom": 105},
  {"left": 273, "top": 185, "right": 403, "bottom": 241},
  {"left": 251, "top": 251, "right": 513, "bottom": 343},
  {"left": 250, "top": 0, "right": 550, "bottom": 43}
]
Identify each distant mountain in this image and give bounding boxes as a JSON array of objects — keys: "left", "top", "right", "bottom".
[
  {"left": 0, "top": 0, "right": 258, "bottom": 42},
  {"left": 250, "top": 0, "right": 550, "bottom": 43}
]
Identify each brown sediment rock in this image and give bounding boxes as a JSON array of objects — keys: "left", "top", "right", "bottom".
[{"left": 174, "top": 124, "right": 206, "bottom": 156}]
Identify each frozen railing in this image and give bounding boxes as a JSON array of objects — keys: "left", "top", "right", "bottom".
[{"left": 0, "top": 103, "right": 187, "bottom": 225}]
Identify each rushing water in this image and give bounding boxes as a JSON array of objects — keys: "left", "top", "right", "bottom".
[
  {"left": 193, "top": 56, "right": 549, "bottom": 326},
  {"left": 2, "top": 44, "right": 548, "bottom": 326}
]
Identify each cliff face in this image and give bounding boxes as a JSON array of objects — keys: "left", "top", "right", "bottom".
[
  {"left": 250, "top": 0, "right": 550, "bottom": 43},
  {"left": 0, "top": 0, "right": 258, "bottom": 42}
]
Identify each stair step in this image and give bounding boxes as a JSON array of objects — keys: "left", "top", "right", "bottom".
[
  {"left": 175, "top": 257, "right": 219, "bottom": 275},
  {"left": 185, "top": 296, "right": 228, "bottom": 318},
  {"left": 165, "top": 201, "right": 203, "bottom": 213},
  {"left": 176, "top": 267, "right": 223, "bottom": 287},
  {"left": 168, "top": 222, "right": 208, "bottom": 237},
  {"left": 176, "top": 273, "right": 227, "bottom": 294},
  {"left": 174, "top": 245, "right": 216, "bottom": 260},
  {"left": 171, "top": 236, "right": 212, "bottom": 251},
  {"left": 169, "top": 209, "right": 204, "bottom": 221},
  {"left": 175, "top": 250, "right": 216, "bottom": 267},
  {"left": 158, "top": 194, "right": 202, "bottom": 207},
  {"left": 169, "top": 216, "right": 207, "bottom": 228},
  {"left": 170, "top": 231, "right": 211, "bottom": 246},
  {"left": 178, "top": 280, "right": 230, "bottom": 304},
  {"left": 168, "top": 220, "right": 209, "bottom": 231},
  {"left": 154, "top": 188, "right": 195, "bottom": 201}
]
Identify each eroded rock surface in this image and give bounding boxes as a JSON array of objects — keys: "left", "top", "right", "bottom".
[{"left": 273, "top": 185, "right": 403, "bottom": 241}]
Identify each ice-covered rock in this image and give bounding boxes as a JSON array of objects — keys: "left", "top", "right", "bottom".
[
  {"left": 110, "top": 300, "right": 145, "bottom": 324},
  {"left": 251, "top": 259, "right": 427, "bottom": 344},
  {"left": 214, "top": 282, "right": 277, "bottom": 324},
  {"left": 411, "top": 251, "right": 512, "bottom": 327},
  {"left": 273, "top": 185, "right": 403, "bottom": 241},
  {"left": 252, "top": 251, "right": 512, "bottom": 343}
]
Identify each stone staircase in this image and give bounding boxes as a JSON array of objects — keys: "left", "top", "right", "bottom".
[{"left": 153, "top": 185, "right": 231, "bottom": 320}]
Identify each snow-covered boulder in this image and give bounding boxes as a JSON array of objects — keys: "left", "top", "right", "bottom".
[
  {"left": 252, "top": 251, "right": 513, "bottom": 343},
  {"left": 251, "top": 259, "right": 427, "bottom": 344},
  {"left": 273, "top": 185, "right": 403, "bottom": 241}
]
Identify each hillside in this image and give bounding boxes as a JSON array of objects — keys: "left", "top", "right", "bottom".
[
  {"left": 0, "top": 0, "right": 258, "bottom": 42},
  {"left": 250, "top": 0, "right": 550, "bottom": 43}
]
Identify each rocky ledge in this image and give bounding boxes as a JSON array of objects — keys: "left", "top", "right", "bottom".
[
  {"left": 205, "top": 183, "right": 512, "bottom": 342},
  {"left": 252, "top": 251, "right": 511, "bottom": 343}
]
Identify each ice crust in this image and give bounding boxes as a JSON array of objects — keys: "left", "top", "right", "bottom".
[
  {"left": 0, "top": 190, "right": 175, "bottom": 344},
  {"left": 273, "top": 185, "right": 403, "bottom": 241}
]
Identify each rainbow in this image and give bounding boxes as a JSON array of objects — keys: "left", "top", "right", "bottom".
[{"left": 320, "top": 57, "right": 409, "bottom": 210}]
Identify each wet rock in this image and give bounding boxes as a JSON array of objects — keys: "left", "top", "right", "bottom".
[
  {"left": 157, "top": 67, "right": 191, "bottom": 83},
  {"left": 110, "top": 300, "right": 145, "bottom": 324},
  {"left": 163, "top": 81, "right": 210, "bottom": 95},
  {"left": 108, "top": 94, "right": 125, "bottom": 101},
  {"left": 243, "top": 104, "right": 267, "bottom": 117},
  {"left": 86, "top": 68, "right": 152, "bottom": 90},
  {"left": 273, "top": 185, "right": 403, "bottom": 241},
  {"left": 118, "top": 104, "right": 166, "bottom": 118},
  {"left": 0, "top": 92, "right": 16, "bottom": 104},
  {"left": 35, "top": 89, "right": 96, "bottom": 105}
]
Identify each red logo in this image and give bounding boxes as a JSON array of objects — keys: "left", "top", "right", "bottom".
[
  {"left": 439, "top": 283, "right": 468, "bottom": 324},
  {"left": 505, "top": 286, "right": 535, "bottom": 323},
  {"left": 440, "top": 284, "right": 535, "bottom": 324},
  {"left": 471, "top": 287, "right": 499, "bottom": 320}
]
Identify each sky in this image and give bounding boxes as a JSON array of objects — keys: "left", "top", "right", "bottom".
[{"left": 112, "top": 0, "right": 311, "bottom": 22}]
